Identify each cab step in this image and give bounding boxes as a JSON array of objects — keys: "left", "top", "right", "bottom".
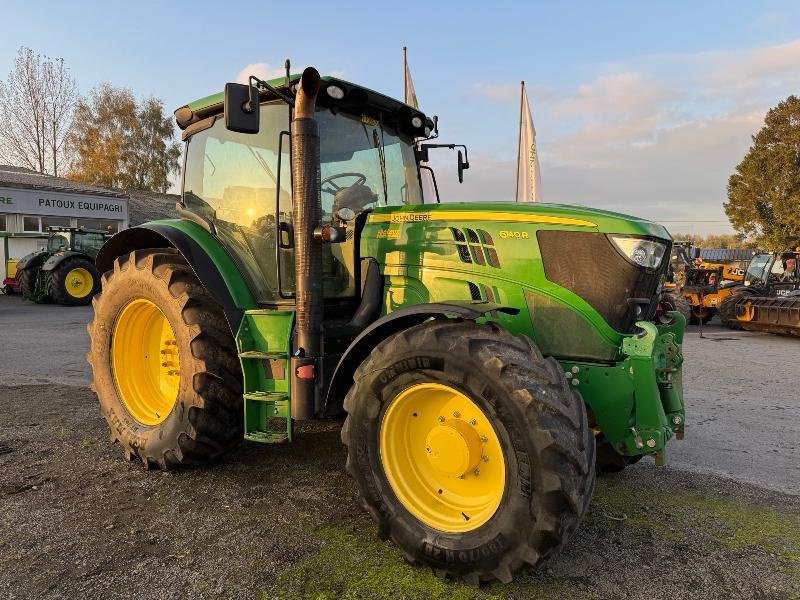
[{"left": 236, "top": 310, "right": 295, "bottom": 444}]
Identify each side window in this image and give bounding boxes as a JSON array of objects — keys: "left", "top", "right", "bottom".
[{"left": 183, "top": 102, "right": 291, "bottom": 303}]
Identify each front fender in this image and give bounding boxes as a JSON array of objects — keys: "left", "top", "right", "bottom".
[
  {"left": 323, "top": 302, "right": 519, "bottom": 416},
  {"left": 96, "top": 219, "right": 257, "bottom": 332}
]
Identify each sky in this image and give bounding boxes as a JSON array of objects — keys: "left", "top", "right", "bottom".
[{"left": 3, "top": 1, "right": 800, "bottom": 236}]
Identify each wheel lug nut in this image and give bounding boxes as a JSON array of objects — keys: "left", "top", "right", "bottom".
[
  {"left": 469, "top": 419, "right": 477, "bottom": 426},
  {"left": 481, "top": 455, "right": 489, "bottom": 462},
  {"left": 452, "top": 411, "right": 461, "bottom": 418},
  {"left": 480, "top": 435, "right": 488, "bottom": 443},
  {"left": 473, "top": 468, "right": 480, "bottom": 476},
  {"left": 438, "top": 416, "right": 445, "bottom": 423}
]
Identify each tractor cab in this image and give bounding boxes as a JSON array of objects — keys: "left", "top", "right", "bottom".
[
  {"left": 743, "top": 251, "right": 800, "bottom": 294},
  {"left": 177, "top": 75, "right": 435, "bottom": 310}
]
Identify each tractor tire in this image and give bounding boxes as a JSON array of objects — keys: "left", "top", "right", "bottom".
[
  {"left": 87, "top": 248, "right": 243, "bottom": 469},
  {"left": 18, "top": 267, "right": 39, "bottom": 300},
  {"left": 595, "top": 435, "right": 643, "bottom": 475},
  {"left": 718, "top": 293, "right": 741, "bottom": 329},
  {"left": 47, "top": 258, "right": 100, "bottom": 306},
  {"left": 659, "top": 291, "right": 691, "bottom": 324},
  {"left": 341, "top": 319, "right": 595, "bottom": 584}
]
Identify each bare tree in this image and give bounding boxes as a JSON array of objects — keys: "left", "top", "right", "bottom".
[{"left": 0, "top": 47, "right": 77, "bottom": 175}]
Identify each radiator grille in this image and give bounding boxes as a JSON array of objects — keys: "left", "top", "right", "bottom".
[{"left": 537, "top": 231, "right": 669, "bottom": 332}]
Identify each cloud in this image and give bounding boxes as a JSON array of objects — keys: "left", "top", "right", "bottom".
[
  {"left": 462, "top": 39, "right": 800, "bottom": 234},
  {"left": 235, "top": 62, "right": 287, "bottom": 84}
]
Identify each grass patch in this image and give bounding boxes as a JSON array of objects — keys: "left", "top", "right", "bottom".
[
  {"left": 588, "top": 478, "right": 800, "bottom": 571},
  {"left": 263, "top": 522, "right": 509, "bottom": 600}
]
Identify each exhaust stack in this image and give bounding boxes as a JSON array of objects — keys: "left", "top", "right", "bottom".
[{"left": 290, "top": 67, "right": 323, "bottom": 420}]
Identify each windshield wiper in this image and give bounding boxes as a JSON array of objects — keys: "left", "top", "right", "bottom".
[
  {"left": 372, "top": 128, "right": 388, "bottom": 205},
  {"left": 246, "top": 146, "right": 277, "bottom": 184}
]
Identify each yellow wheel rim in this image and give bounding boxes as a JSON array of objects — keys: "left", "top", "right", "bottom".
[
  {"left": 111, "top": 299, "right": 180, "bottom": 426},
  {"left": 379, "top": 383, "right": 506, "bottom": 533},
  {"left": 65, "top": 267, "right": 93, "bottom": 298}
]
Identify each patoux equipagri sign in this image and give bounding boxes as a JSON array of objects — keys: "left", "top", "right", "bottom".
[{"left": 0, "top": 186, "right": 128, "bottom": 220}]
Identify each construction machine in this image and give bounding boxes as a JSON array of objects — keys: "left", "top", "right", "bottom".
[
  {"left": 16, "top": 227, "right": 111, "bottom": 305},
  {"left": 719, "top": 249, "right": 800, "bottom": 335},
  {"left": 667, "top": 245, "right": 750, "bottom": 324},
  {"left": 86, "top": 68, "right": 686, "bottom": 583}
]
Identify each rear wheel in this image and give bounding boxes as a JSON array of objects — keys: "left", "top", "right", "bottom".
[
  {"left": 47, "top": 258, "right": 100, "bottom": 306},
  {"left": 18, "top": 267, "right": 39, "bottom": 300},
  {"left": 87, "top": 248, "right": 243, "bottom": 469},
  {"left": 342, "top": 320, "right": 595, "bottom": 584}
]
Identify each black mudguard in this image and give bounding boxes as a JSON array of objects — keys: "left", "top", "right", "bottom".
[
  {"left": 323, "top": 302, "right": 519, "bottom": 416},
  {"left": 96, "top": 224, "right": 245, "bottom": 333}
]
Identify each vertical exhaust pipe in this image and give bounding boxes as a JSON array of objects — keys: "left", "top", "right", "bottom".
[{"left": 291, "top": 67, "right": 322, "bottom": 420}]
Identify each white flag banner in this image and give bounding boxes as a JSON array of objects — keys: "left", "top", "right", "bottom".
[
  {"left": 516, "top": 83, "right": 542, "bottom": 202},
  {"left": 404, "top": 48, "right": 419, "bottom": 108}
]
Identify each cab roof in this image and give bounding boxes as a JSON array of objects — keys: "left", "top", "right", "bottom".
[{"left": 174, "top": 73, "right": 433, "bottom": 140}]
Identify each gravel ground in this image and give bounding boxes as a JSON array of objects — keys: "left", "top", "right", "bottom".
[{"left": 0, "top": 295, "right": 798, "bottom": 599}]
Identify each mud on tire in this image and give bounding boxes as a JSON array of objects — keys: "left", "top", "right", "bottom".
[
  {"left": 86, "top": 248, "right": 243, "bottom": 469},
  {"left": 341, "top": 319, "right": 596, "bottom": 584}
]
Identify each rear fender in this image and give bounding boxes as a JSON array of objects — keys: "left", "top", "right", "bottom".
[
  {"left": 323, "top": 302, "right": 519, "bottom": 416},
  {"left": 42, "top": 251, "right": 86, "bottom": 272},
  {"left": 16, "top": 251, "right": 47, "bottom": 271},
  {"left": 96, "top": 219, "right": 258, "bottom": 333}
]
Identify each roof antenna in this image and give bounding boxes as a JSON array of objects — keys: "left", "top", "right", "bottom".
[{"left": 285, "top": 59, "right": 291, "bottom": 84}]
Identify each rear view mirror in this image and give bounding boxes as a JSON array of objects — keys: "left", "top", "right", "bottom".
[
  {"left": 224, "top": 83, "right": 259, "bottom": 134},
  {"left": 457, "top": 149, "right": 470, "bottom": 183}
]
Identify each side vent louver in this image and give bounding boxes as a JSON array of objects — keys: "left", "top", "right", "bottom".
[{"left": 450, "top": 227, "right": 501, "bottom": 268}]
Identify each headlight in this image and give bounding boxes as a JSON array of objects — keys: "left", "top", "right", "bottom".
[
  {"left": 609, "top": 236, "right": 667, "bottom": 269},
  {"left": 326, "top": 84, "right": 345, "bottom": 100}
]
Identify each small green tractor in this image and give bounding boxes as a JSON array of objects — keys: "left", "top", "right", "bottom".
[
  {"left": 86, "top": 68, "right": 686, "bottom": 583},
  {"left": 16, "top": 227, "right": 111, "bottom": 306}
]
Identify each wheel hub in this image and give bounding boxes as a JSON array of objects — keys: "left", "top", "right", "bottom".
[
  {"left": 425, "top": 419, "right": 483, "bottom": 477},
  {"left": 65, "top": 268, "right": 92, "bottom": 298},
  {"left": 111, "top": 298, "right": 180, "bottom": 426},
  {"left": 379, "top": 382, "right": 506, "bottom": 533}
]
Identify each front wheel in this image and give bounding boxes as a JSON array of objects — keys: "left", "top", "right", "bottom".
[
  {"left": 341, "top": 320, "right": 595, "bottom": 584},
  {"left": 659, "top": 291, "right": 691, "bottom": 324}
]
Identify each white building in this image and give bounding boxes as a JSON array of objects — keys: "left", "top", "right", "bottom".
[{"left": 0, "top": 165, "right": 178, "bottom": 284}]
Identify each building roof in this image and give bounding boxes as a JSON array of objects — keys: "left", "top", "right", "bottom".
[
  {"left": 0, "top": 165, "right": 127, "bottom": 198},
  {"left": 127, "top": 190, "right": 179, "bottom": 226},
  {"left": 0, "top": 165, "right": 178, "bottom": 226}
]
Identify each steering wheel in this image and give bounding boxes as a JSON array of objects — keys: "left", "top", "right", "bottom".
[{"left": 321, "top": 172, "right": 367, "bottom": 195}]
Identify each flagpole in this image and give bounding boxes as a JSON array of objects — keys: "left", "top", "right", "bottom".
[
  {"left": 515, "top": 80, "right": 524, "bottom": 202},
  {"left": 403, "top": 46, "right": 408, "bottom": 103}
]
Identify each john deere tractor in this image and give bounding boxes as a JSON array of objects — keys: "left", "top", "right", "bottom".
[
  {"left": 86, "top": 68, "right": 686, "bottom": 583},
  {"left": 16, "top": 227, "right": 110, "bottom": 305}
]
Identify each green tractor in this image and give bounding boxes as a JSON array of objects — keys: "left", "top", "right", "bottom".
[
  {"left": 16, "top": 227, "right": 111, "bottom": 305},
  {"left": 86, "top": 68, "right": 686, "bottom": 583}
]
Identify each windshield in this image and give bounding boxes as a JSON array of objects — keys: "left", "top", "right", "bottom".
[
  {"left": 48, "top": 233, "right": 70, "bottom": 252},
  {"left": 182, "top": 102, "right": 421, "bottom": 303},
  {"left": 317, "top": 110, "right": 421, "bottom": 216},
  {"left": 745, "top": 254, "right": 771, "bottom": 286}
]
